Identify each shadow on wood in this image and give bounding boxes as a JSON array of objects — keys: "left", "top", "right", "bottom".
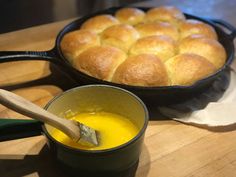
[{"left": 0, "top": 144, "right": 142, "bottom": 177}]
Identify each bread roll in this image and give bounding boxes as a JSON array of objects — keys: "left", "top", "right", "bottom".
[
  {"left": 61, "top": 6, "right": 224, "bottom": 87},
  {"left": 179, "top": 19, "right": 217, "bottom": 40},
  {"left": 165, "top": 53, "right": 216, "bottom": 86},
  {"left": 112, "top": 54, "right": 169, "bottom": 86},
  {"left": 135, "top": 21, "right": 179, "bottom": 40},
  {"left": 81, "top": 15, "right": 119, "bottom": 33},
  {"left": 74, "top": 46, "right": 127, "bottom": 81},
  {"left": 115, "top": 7, "right": 145, "bottom": 25},
  {"left": 101, "top": 24, "right": 139, "bottom": 52},
  {"left": 179, "top": 35, "right": 226, "bottom": 69},
  {"left": 129, "top": 35, "right": 177, "bottom": 62},
  {"left": 60, "top": 30, "right": 100, "bottom": 63},
  {"left": 146, "top": 6, "right": 185, "bottom": 26}
]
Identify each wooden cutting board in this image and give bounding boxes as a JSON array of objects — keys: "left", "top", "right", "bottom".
[{"left": 1, "top": 1, "right": 236, "bottom": 177}]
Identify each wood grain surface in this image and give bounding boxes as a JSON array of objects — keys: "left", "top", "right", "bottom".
[{"left": 0, "top": 1, "right": 236, "bottom": 177}]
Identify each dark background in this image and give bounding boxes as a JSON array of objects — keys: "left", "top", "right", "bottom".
[
  {"left": 1, "top": 0, "right": 236, "bottom": 34},
  {"left": 0, "top": 0, "right": 145, "bottom": 34}
]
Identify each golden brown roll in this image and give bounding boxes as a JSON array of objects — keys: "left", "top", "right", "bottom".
[
  {"left": 101, "top": 24, "right": 139, "bottom": 52},
  {"left": 135, "top": 21, "right": 179, "bottom": 41},
  {"left": 179, "top": 35, "right": 226, "bottom": 69},
  {"left": 146, "top": 6, "right": 185, "bottom": 26},
  {"left": 80, "top": 14, "right": 119, "bottom": 33},
  {"left": 60, "top": 30, "right": 100, "bottom": 63},
  {"left": 74, "top": 46, "right": 127, "bottom": 81},
  {"left": 179, "top": 19, "right": 217, "bottom": 40},
  {"left": 112, "top": 54, "right": 169, "bottom": 86},
  {"left": 165, "top": 53, "right": 216, "bottom": 86},
  {"left": 129, "top": 35, "right": 177, "bottom": 62},
  {"left": 115, "top": 7, "right": 145, "bottom": 25}
]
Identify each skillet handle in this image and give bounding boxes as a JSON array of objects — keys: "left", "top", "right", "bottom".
[
  {"left": 0, "top": 49, "right": 63, "bottom": 65},
  {"left": 0, "top": 119, "right": 43, "bottom": 142},
  {"left": 210, "top": 19, "right": 236, "bottom": 40},
  {"left": 0, "top": 48, "right": 79, "bottom": 85}
]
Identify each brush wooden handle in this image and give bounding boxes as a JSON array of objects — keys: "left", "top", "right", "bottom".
[{"left": 0, "top": 89, "right": 81, "bottom": 141}]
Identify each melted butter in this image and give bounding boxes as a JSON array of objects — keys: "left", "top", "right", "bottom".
[{"left": 49, "top": 112, "right": 139, "bottom": 150}]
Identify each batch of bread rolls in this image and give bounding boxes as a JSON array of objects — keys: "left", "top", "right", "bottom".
[{"left": 60, "top": 6, "right": 227, "bottom": 87}]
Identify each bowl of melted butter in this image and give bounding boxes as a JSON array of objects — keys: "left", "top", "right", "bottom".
[
  {"left": 43, "top": 85, "right": 148, "bottom": 176},
  {"left": 50, "top": 111, "right": 139, "bottom": 151}
]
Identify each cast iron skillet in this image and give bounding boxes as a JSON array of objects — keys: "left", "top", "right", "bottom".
[{"left": 0, "top": 7, "right": 236, "bottom": 106}]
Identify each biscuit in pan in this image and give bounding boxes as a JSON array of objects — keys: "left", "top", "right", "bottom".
[
  {"left": 165, "top": 53, "right": 216, "bottom": 86},
  {"left": 115, "top": 7, "right": 145, "bottom": 25},
  {"left": 81, "top": 14, "right": 119, "bottom": 34},
  {"left": 179, "top": 34, "right": 226, "bottom": 69},
  {"left": 179, "top": 19, "right": 218, "bottom": 40},
  {"left": 129, "top": 35, "right": 177, "bottom": 62},
  {"left": 60, "top": 29, "right": 100, "bottom": 63},
  {"left": 112, "top": 54, "right": 169, "bottom": 86},
  {"left": 74, "top": 46, "right": 127, "bottom": 81},
  {"left": 146, "top": 6, "right": 185, "bottom": 27},
  {"left": 135, "top": 21, "right": 179, "bottom": 41},
  {"left": 101, "top": 24, "right": 140, "bottom": 52}
]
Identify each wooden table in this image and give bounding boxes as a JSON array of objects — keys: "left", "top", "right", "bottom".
[{"left": 0, "top": 1, "right": 236, "bottom": 177}]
